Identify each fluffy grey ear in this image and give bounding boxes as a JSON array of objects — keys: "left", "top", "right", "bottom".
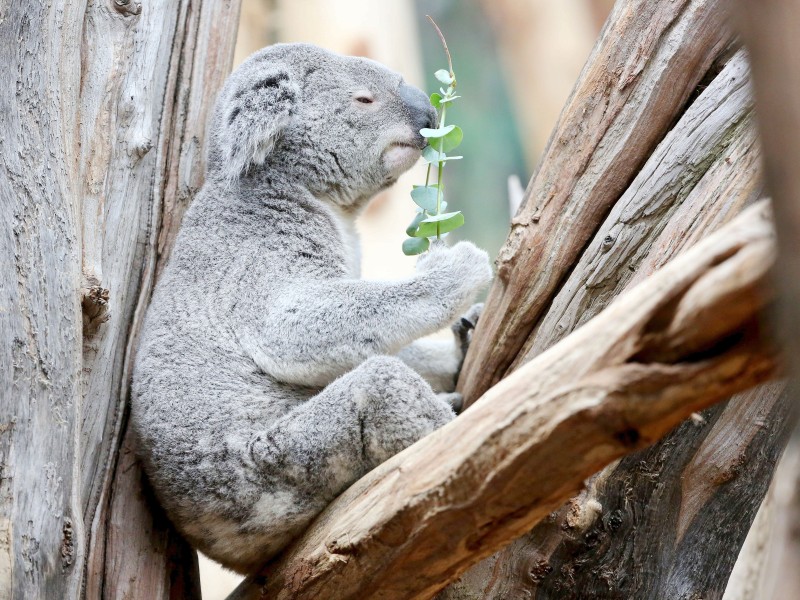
[{"left": 217, "top": 68, "right": 299, "bottom": 182}]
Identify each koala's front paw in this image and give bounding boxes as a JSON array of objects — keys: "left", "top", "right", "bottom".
[
  {"left": 416, "top": 241, "right": 493, "bottom": 299},
  {"left": 452, "top": 303, "right": 483, "bottom": 358}
]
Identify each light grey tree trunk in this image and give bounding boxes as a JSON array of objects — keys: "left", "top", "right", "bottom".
[{"left": 0, "top": 1, "right": 241, "bottom": 598}]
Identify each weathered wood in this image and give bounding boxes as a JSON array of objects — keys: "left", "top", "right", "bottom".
[
  {"left": 1, "top": 5, "right": 86, "bottom": 598},
  {"left": 515, "top": 50, "right": 754, "bottom": 365},
  {"left": 229, "top": 201, "right": 777, "bottom": 600},
  {"left": 742, "top": 439, "right": 800, "bottom": 599},
  {"left": 87, "top": 1, "right": 242, "bottom": 598},
  {"left": 458, "top": 0, "right": 737, "bottom": 405},
  {"left": 470, "top": 380, "right": 790, "bottom": 600},
  {"left": 446, "top": 48, "right": 772, "bottom": 599},
  {"left": 0, "top": 1, "right": 241, "bottom": 598},
  {"left": 727, "top": 4, "right": 800, "bottom": 596},
  {"left": 722, "top": 468, "right": 778, "bottom": 600}
]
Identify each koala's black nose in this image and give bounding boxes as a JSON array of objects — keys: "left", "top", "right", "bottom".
[{"left": 399, "top": 82, "right": 437, "bottom": 134}]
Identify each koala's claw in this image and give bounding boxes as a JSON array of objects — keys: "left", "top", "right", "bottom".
[{"left": 452, "top": 303, "right": 484, "bottom": 358}]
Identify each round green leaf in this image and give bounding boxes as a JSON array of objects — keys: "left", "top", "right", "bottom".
[
  {"left": 438, "top": 125, "right": 464, "bottom": 152},
  {"left": 420, "top": 124, "right": 455, "bottom": 139},
  {"left": 430, "top": 92, "right": 442, "bottom": 109},
  {"left": 410, "top": 185, "right": 439, "bottom": 211},
  {"left": 414, "top": 211, "right": 464, "bottom": 237},
  {"left": 402, "top": 236, "right": 430, "bottom": 256},
  {"left": 434, "top": 69, "right": 454, "bottom": 85}
]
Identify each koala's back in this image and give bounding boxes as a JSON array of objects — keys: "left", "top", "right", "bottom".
[{"left": 131, "top": 188, "right": 340, "bottom": 563}]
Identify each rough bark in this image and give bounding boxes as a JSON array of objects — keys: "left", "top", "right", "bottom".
[
  {"left": 463, "top": 379, "right": 791, "bottom": 600},
  {"left": 229, "top": 201, "right": 777, "bottom": 600},
  {"left": 445, "top": 47, "right": 781, "bottom": 600},
  {"left": 0, "top": 1, "right": 241, "bottom": 598},
  {"left": 458, "top": 0, "right": 737, "bottom": 405}
]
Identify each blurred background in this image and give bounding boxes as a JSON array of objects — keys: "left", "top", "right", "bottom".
[{"left": 202, "top": 0, "right": 614, "bottom": 596}]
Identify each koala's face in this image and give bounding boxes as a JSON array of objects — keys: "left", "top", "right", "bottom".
[{"left": 208, "top": 44, "right": 437, "bottom": 209}]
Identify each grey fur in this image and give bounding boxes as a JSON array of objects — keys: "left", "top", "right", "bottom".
[{"left": 131, "top": 43, "right": 492, "bottom": 573}]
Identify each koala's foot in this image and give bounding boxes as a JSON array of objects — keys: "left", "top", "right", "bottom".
[{"left": 250, "top": 356, "right": 455, "bottom": 500}]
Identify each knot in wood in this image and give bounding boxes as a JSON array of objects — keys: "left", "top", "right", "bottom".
[
  {"left": 113, "top": 0, "right": 142, "bottom": 17},
  {"left": 82, "top": 286, "right": 111, "bottom": 336}
]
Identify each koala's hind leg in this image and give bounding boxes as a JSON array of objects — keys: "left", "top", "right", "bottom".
[{"left": 246, "top": 356, "right": 454, "bottom": 554}]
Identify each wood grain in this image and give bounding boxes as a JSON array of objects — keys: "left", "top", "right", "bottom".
[
  {"left": 458, "top": 0, "right": 737, "bottom": 406},
  {"left": 449, "top": 49, "right": 788, "bottom": 599},
  {"left": 0, "top": 1, "right": 241, "bottom": 598}
]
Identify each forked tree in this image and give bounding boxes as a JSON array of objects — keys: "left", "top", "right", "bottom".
[{"left": 1, "top": 0, "right": 797, "bottom": 599}]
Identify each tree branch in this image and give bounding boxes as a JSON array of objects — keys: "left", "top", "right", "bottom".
[
  {"left": 458, "top": 0, "right": 738, "bottom": 405},
  {"left": 229, "top": 200, "right": 777, "bottom": 600}
]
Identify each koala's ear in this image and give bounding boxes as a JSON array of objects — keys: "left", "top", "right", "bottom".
[{"left": 217, "top": 68, "right": 299, "bottom": 181}]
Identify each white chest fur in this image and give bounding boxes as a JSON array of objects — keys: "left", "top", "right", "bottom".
[{"left": 328, "top": 204, "right": 362, "bottom": 279}]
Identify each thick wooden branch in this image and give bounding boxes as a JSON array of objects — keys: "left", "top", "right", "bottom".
[
  {"left": 448, "top": 49, "right": 779, "bottom": 599},
  {"left": 513, "top": 49, "right": 754, "bottom": 366},
  {"left": 230, "top": 201, "right": 777, "bottom": 600},
  {"left": 1, "top": 2, "right": 238, "bottom": 597},
  {"left": 458, "top": 0, "right": 737, "bottom": 405}
]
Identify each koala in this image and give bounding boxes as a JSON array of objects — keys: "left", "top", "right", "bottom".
[{"left": 131, "top": 43, "right": 492, "bottom": 574}]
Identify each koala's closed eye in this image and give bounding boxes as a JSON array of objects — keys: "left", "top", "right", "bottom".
[{"left": 353, "top": 91, "right": 375, "bottom": 105}]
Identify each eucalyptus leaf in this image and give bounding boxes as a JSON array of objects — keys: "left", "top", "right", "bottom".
[
  {"left": 436, "top": 125, "right": 464, "bottom": 152},
  {"left": 420, "top": 124, "right": 455, "bottom": 139},
  {"left": 434, "top": 69, "right": 454, "bottom": 85},
  {"left": 413, "top": 211, "right": 464, "bottom": 237},
  {"left": 430, "top": 92, "right": 442, "bottom": 109},
  {"left": 422, "top": 146, "right": 446, "bottom": 166},
  {"left": 410, "top": 186, "right": 439, "bottom": 211},
  {"left": 405, "top": 212, "right": 426, "bottom": 236},
  {"left": 421, "top": 210, "right": 462, "bottom": 223},
  {"left": 402, "top": 236, "right": 430, "bottom": 256},
  {"left": 438, "top": 95, "right": 461, "bottom": 104}
]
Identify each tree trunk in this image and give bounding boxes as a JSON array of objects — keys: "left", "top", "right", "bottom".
[
  {"left": 440, "top": 2, "right": 794, "bottom": 597},
  {"left": 0, "top": 1, "right": 241, "bottom": 598},
  {"left": 458, "top": 0, "right": 737, "bottom": 405}
]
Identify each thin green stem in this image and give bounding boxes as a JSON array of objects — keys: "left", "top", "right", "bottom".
[{"left": 435, "top": 103, "right": 447, "bottom": 238}]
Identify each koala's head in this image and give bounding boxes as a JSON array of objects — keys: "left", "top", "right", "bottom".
[{"left": 207, "top": 43, "right": 437, "bottom": 209}]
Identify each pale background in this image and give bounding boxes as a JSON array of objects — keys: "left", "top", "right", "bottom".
[{"left": 200, "top": 0, "right": 613, "bottom": 596}]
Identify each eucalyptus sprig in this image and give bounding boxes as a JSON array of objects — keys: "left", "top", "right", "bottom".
[{"left": 402, "top": 17, "right": 465, "bottom": 256}]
